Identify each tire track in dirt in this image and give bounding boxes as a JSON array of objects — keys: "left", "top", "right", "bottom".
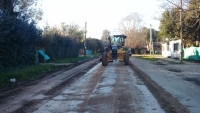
[
  {"left": 85, "top": 62, "right": 164, "bottom": 113},
  {"left": 30, "top": 64, "right": 106, "bottom": 113}
]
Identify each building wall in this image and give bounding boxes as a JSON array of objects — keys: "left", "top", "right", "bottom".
[{"left": 162, "top": 39, "right": 181, "bottom": 58}]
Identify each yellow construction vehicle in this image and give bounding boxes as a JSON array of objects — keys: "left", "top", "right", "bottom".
[{"left": 102, "top": 35, "right": 129, "bottom": 66}]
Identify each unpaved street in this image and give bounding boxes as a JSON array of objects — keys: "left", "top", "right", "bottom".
[
  {"left": 130, "top": 56, "right": 200, "bottom": 113},
  {"left": 0, "top": 59, "right": 165, "bottom": 113},
  {"left": 32, "top": 62, "right": 164, "bottom": 113}
]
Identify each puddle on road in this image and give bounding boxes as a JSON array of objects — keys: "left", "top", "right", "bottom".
[
  {"left": 184, "top": 77, "right": 200, "bottom": 85},
  {"left": 168, "top": 68, "right": 182, "bottom": 72},
  {"left": 155, "top": 62, "right": 166, "bottom": 65}
]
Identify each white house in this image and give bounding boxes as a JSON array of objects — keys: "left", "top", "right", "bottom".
[{"left": 162, "top": 39, "right": 182, "bottom": 58}]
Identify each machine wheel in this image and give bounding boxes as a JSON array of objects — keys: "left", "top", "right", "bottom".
[
  {"left": 124, "top": 51, "right": 129, "bottom": 65},
  {"left": 102, "top": 52, "right": 108, "bottom": 66}
]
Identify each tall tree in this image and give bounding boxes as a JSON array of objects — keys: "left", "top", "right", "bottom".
[
  {"left": 101, "top": 29, "right": 110, "bottom": 48},
  {"left": 141, "top": 27, "right": 160, "bottom": 42},
  {"left": 61, "top": 23, "right": 84, "bottom": 42},
  {"left": 160, "top": 0, "right": 200, "bottom": 46},
  {"left": 184, "top": 0, "right": 200, "bottom": 46},
  {"left": 86, "top": 38, "right": 102, "bottom": 53},
  {"left": 118, "top": 13, "right": 146, "bottom": 49},
  {"left": 43, "top": 23, "right": 84, "bottom": 43},
  {"left": 0, "top": 0, "right": 43, "bottom": 69},
  {"left": 0, "top": 0, "right": 43, "bottom": 21},
  {"left": 159, "top": 9, "right": 180, "bottom": 40}
]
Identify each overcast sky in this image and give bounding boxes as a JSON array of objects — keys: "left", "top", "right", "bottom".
[{"left": 38, "top": 0, "right": 162, "bottom": 39}]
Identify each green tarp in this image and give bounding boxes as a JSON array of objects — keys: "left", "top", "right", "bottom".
[
  {"left": 183, "top": 47, "right": 200, "bottom": 60},
  {"left": 38, "top": 50, "right": 50, "bottom": 61}
]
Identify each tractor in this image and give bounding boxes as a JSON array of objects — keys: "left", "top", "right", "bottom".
[{"left": 102, "top": 34, "right": 130, "bottom": 66}]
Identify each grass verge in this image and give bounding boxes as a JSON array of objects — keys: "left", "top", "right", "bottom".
[
  {"left": 134, "top": 55, "right": 160, "bottom": 61},
  {"left": 52, "top": 56, "right": 91, "bottom": 63},
  {"left": 0, "top": 65, "right": 64, "bottom": 87},
  {"left": 0, "top": 56, "right": 93, "bottom": 88}
]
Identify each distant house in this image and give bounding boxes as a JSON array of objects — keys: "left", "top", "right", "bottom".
[
  {"left": 147, "top": 42, "right": 162, "bottom": 54},
  {"left": 153, "top": 42, "right": 162, "bottom": 54}
]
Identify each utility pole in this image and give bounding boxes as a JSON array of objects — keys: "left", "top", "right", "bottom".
[
  {"left": 150, "top": 24, "right": 154, "bottom": 57},
  {"left": 150, "top": 24, "right": 152, "bottom": 55},
  {"left": 84, "top": 22, "right": 87, "bottom": 57},
  {"left": 180, "top": 0, "right": 183, "bottom": 63}
]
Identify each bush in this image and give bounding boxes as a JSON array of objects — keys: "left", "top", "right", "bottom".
[
  {"left": 0, "top": 17, "right": 41, "bottom": 70},
  {"left": 40, "top": 35, "right": 80, "bottom": 60}
]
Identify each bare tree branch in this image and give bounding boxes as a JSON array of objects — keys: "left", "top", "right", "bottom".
[{"left": 117, "top": 13, "right": 145, "bottom": 48}]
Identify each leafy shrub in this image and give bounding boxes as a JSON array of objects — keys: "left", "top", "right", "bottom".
[{"left": 0, "top": 17, "right": 41, "bottom": 70}]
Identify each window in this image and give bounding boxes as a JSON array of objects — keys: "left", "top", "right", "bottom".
[
  {"left": 174, "top": 43, "right": 179, "bottom": 51},
  {"left": 167, "top": 45, "right": 169, "bottom": 51},
  {"left": 111, "top": 36, "right": 124, "bottom": 45}
]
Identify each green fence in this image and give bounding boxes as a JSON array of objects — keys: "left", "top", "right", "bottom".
[
  {"left": 183, "top": 47, "right": 200, "bottom": 60},
  {"left": 86, "top": 50, "right": 93, "bottom": 55}
]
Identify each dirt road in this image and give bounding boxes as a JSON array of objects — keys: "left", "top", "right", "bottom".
[
  {"left": 31, "top": 62, "right": 164, "bottom": 113},
  {"left": 130, "top": 56, "right": 198, "bottom": 113},
  {"left": 0, "top": 58, "right": 179, "bottom": 113}
]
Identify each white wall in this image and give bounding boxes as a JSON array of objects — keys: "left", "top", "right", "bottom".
[
  {"left": 169, "top": 39, "right": 181, "bottom": 58},
  {"left": 162, "top": 43, "right": 170, "bottom": 57},
  {"left": 161, "top": 39, "right": 181, "bottom": 58}
]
